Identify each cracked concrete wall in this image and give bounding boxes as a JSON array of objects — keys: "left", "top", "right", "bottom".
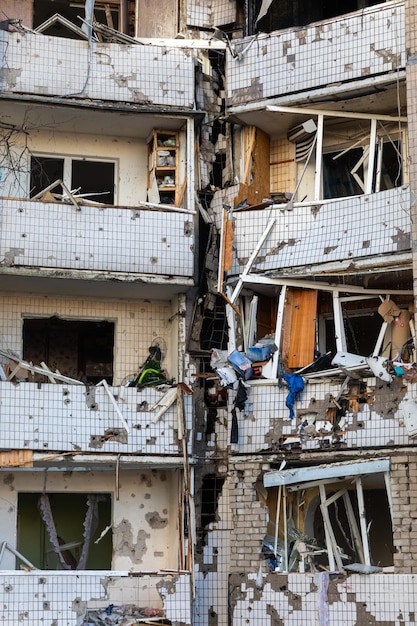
[
  {"left": 228, "top": 462, "right": 269, "bottom": 572},
  {"left": 219, "top": 377, "right": 416, "bottom": 454},
  {"left": 0, "top": 468, "right": 180, "bottom": 571},
  {"left": 391, "top": 454, "right": 417, "bottom": 573},
  {"left": 187, "top": 0, "right": 237, "bottom": 29},
  {"left": 0, "top": 572, "right": 192, "bottom": 625}
]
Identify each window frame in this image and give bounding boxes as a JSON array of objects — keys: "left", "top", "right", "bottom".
[{"left": 29, "top": 153, "right": 118, "bottom": 205}]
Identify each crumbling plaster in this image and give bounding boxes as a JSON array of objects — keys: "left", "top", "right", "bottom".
[{"left": 0, "top": 468, "right": 180, "bottom": 571}]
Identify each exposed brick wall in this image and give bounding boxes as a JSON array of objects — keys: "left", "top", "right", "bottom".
[
  {"left": 391, "top": 454, "right": 417, "bottom": 573},
  {"left": 228, "top": 461, "right": 269, "bottom": 572}
]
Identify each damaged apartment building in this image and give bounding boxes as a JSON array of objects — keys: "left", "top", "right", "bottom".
[{"left": 1, "top": 0, "right": 417, "bottom": 624}]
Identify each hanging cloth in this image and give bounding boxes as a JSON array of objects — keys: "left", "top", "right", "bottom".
[{"left": 283, "top": 373, "right": 304, "bottom": 419}]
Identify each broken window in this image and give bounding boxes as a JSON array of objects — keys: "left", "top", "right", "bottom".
[
  {"left": 23, "top": 317, "right": 115, "bottom": 384},
  {"left": 323, "top": 139, "right": 403, "bottom": 199},
  {"left": 251, "top": 0, "right": 385, "bottom": 34},
  {"left": 17, "top": 493, "right": 112, "bottom": 570},
  {"left": 30, "top": 155, "right": 116, "bottom": 204},
  {"left": 263, "top": 458, "right": 393, "bottom": 573},
  {"left": 33, "top": 0, "right": 122, "bottom": 37}
]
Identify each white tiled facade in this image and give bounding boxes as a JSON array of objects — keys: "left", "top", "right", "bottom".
[{"left": 1, "top": 0, "right": 417, "bottom": 624}]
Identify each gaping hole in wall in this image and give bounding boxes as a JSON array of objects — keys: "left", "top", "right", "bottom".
[
  {"left": 263, "top": 460, "right": 393, "bottom": 573},
  {"left": 199, "top": 474, "right": 225, "bottom": 545},
  {"left": 308, "top": 487, "right": 394, "bottom": 568},
  {"left": 30, "top": 155, "right": 115, "bottom": 204},
  {"left": 23, "top": 317, "right": 115, "bottom": 384},
  {"left": 33, "top": 0, "right": 120, "bottom": 36},
  {"left": 252, "top": 0, "right": 385, "bottom": 34},
  {"left": 235, "top": 285, "right": 413, "bottom": 383},
  {"left": 17, "top": 493, "right": 112, "bottom": 570}
]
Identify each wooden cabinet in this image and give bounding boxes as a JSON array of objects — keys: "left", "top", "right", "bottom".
[{"left": 148, "top": 130, "right": 179, "bottom": 206}]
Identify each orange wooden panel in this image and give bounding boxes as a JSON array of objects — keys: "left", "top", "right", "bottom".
[
  {"left": 0, "top": 449, "right": 33, "bottom": 468},
  {"left": 287, "top": 289, "right": 318, "bottom": 369}
]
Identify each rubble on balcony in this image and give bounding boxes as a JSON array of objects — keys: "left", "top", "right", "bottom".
[
  {"left": 80, "top": 603, "right": 168, "bottom": 625},
  {"left": 260, "top": 458, "right": 394, "bottom": 575}
]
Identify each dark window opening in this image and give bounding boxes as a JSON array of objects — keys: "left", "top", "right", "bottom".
[
  {"left": 30, "top": 156, "right": 64, "bottom": 197},
  {"left": 199, "top": 294, "right": 229, "bottom": 351},
  {"left": 323, "top": 148, "right": 364, "bottom": 199},
  {"left": 375, "top": 140, "right": 403, "bottom": 191},
  {"left": 325, "top": 310, "right": 383, "bottom": 357},
  {"left": 312, "top": 488, "right": 393, "bottom": 567},
  {"left": 23, "top": 317, "right": 115, "bottom": 384},
  {"left": 323, "top": 139, "right": 402, "bottom": 200},
  {"left": 199, "top": 475, "right": 225, "bottom": 544},
  {"left": 71, "top": 159, "right": 115, "bottom": 203},
  {"left": 33, "top": 0, "right": 119, "bottom": 37},
  {"left": 17, "top": 492, "right": 112, "bottom": 570},
  {"left": 252, "top": 0, "right": 384, "bottom": 35},
  {"left": 30, "top": 156, "right": 115, "bottom": 204}
]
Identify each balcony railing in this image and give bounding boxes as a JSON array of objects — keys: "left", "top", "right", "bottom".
[
  {"left": 0, "top": 199, "right": 194, "bottom": 280},
  {"left": 0, "top": 570, "right": 192, "bottom": 625},
  {"left": 219, "top": 378, "right": 415, "bottom": 454},
  {"left": 0, "top": 30, "right": 195, "bottom": 108},
  {"left": 226, "top": 1, "right": 405, "bottom": 108},
  {"left": 229, "top": 572, "right": 417, "bottom": 621},
  {"left": 0, "top": 382, "right": 192, "bottom": 456},
  {"left": 227, "top": 186, "right": 411, "bottom": 277}
]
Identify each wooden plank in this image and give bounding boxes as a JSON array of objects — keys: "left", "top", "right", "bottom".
[
  {"left": 223, "top": 218, "right": 234, "bottom": 272},
  {"left": 234, "top": 128, "right": 271, "bottom": 207},
  {"left": 287, "top": 288, "right": 318, "bottom": 369},
  {"left": 0, "top": 450, "right": 33, "bottom": 468},
  {"left": 243, "top": 126, "right": 256, "bottom": 185},
  {"left": 104, "top": 5, "right": 114, "bottom": 29}
]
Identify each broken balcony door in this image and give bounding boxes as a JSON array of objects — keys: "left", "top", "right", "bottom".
[
  {"left": 282, "top": 288, "right": 318, "bottom": 369},
  {"left": 17, "top": 493, "right": 112, "bottom": 570}
]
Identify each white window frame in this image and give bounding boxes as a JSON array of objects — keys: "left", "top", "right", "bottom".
[{"left": 30, "top": 153, "right": 119, "bottom": 204}]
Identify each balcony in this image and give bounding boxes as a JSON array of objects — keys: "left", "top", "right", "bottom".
[
  {"left": 0, "top": 382, "right": 192, "bottom": 457},
  {"left": 219, "top": 377, "right": 415, "bottom": 455},
  {"left": 0, "top": 30, "right": 195, "bottom": 109},
  {"left": 226, "top": 1, "right": 405, "bottom": 111},
  {"left": 229, "top": 572, "right": 416, "bottom": 621},
  {"left": 0, "top": 198, "right": 195, "bottom": 294},
  {"left": 228, "top": 186, "right": 411, "bottom": 278},
  {"left": 0, "top": 570, "right": 192, "bottom": 625}
]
